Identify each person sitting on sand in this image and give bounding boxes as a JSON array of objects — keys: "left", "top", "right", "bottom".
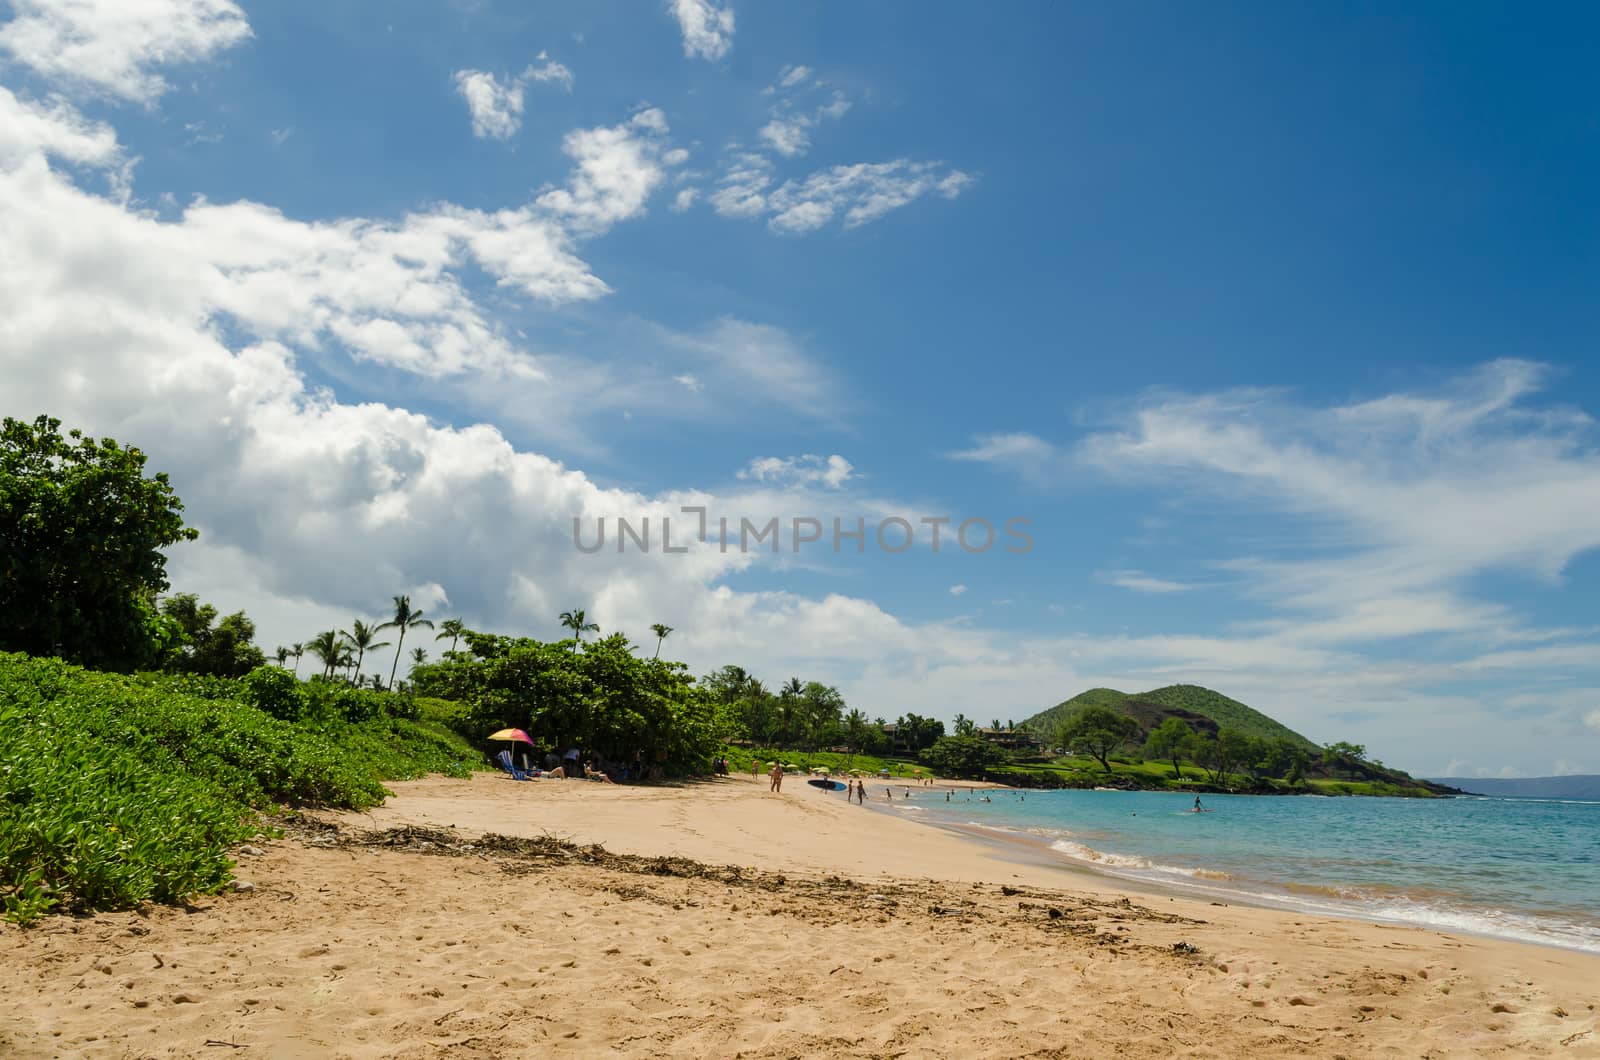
[{"left": 586, "top": 762, "right": 614, "bottom": 783}]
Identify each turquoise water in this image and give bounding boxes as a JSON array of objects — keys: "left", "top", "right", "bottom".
[{"left": 876, "top": 788, "right": 1600, "bottom": 953}]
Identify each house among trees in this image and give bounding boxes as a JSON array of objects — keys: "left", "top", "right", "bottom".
[{"left": 976, "top": 726, "right": 1038, "bottom": 751}]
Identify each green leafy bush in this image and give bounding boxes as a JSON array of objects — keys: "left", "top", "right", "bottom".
[
  {"left": 0, "top": 652, "right": 480, "bottom": 925},
  {"left": 240, "top": 664, "right": 303, "bottom": 720}
]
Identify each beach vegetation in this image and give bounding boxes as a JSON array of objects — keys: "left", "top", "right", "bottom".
[
  {"left": 0, "top": 652, "right": 477, "bottom": 925},
  {"left": 409, "top": 630, "right": 719, "bottom": 774}
]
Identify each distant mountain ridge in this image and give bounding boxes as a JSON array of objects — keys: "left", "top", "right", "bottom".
[
  {"left": 1426, "top": 775, "right": 1600, "bottom": 800},
  {"left": 1021, "top": 684, "right": 1320, "bottom": 751}
]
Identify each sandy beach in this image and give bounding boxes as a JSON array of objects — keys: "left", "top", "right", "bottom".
[{"left": 4, "top": 772, "right": 1597, "bottom": 1058}]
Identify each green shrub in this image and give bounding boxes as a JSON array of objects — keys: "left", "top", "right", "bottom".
[
  {"left": 0, "top": 652, "right": 481, "bottom": 925},
  {"left": 240, "top": 665, "right": 303, "bottom": 720}
]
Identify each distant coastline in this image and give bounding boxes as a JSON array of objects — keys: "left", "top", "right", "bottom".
[{"left": 1425, "top": 775, "right": 1600, "bottom": 800}]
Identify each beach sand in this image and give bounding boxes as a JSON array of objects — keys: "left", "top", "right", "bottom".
[{"left": 3, "top": 772, "right": 1597, "bottom": 1058}]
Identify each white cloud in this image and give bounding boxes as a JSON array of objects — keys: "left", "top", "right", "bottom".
[
  {"left": 1586, "top": 709, "right": 1600, "bottom": 735},
  {"left": 0, "top": 0, "right": 251, "bottom": 104},
  {"left": 766, "top": 160, "right": 975, "bottom": 233},
  {"left": 525, "top": 51, "right": 573, "bottom": 90},
  {"left": 1081, "top": 362, "right": 1600, "bottom": 637},
  {"left": 671, "top": 187, "right": 698, "bottom": 211},
  {"left": 949, "top": 584, "right": 967, "bottom": 597},
  {"left": 755, "top": 68, "right": 851, "bottom": 160},
  {"left": 739, "top": 454, "right": 854, "bottom": 490},
  {"left": 948, "top": 431, "right": 1065, "bottom": 483},
  {"left": 454, "top": 55, "right": 572, "bottom": 141},
  {"left": 668, "top": 0, "right": 735, "bottom": 61},
  {"left": 708, "top": 152, "right": 772, "bottom": 219},
  {"left": 1096, "top": 570, "right": 1197, "bottom": 594},
  {"left": 758, "top": 116, "right": 812, "bottom": 158},
  {"left": 454, "top": 69, "right": 525, "bottom": 140},
  {"left": 658, "top": 317, "right": 840, "bottom": 418},
  {"left": 536, "top": 108, "right": 672, "bottom": 233},
  {"left": 0, "top": 85, "right": 121, "bottom": 168},
  {"left": 707, "top": 154, "right": 973, "bottom": 234}
]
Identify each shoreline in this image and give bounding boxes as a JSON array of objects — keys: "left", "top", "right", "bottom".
[
  {"left": 4, "top": 770, "right": 1597, "bottom": 1057},
  {"left": 905, "top": 810, "right": 1600, "bottom": 957},
  {"left": 866, "top": 783, "right": 1600, "bottom": 957}
]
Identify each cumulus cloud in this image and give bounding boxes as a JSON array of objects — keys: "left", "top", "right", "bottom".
[
  {"left": 668, "top": 0, "right": 734, "bottom": 61},
  {"left": 0, "top": 0, "right": 251, "bottom": 104},
  {"left": 738, "top": 454, "right": 855, "bottom": 490},
  {"left": 536, "top": 108, "right": 673, "bottom": 233},
  {"left": 949, "top": 584, "right": 967, "bottom": 597},
  {"left": 454, "top": 54, "right": 573, "bottom": 140},
  {"left": 0, "top": 84, "right": 121, "bottom": 168},
  {"left": 454, "top": 70, "right": 525, "bottom": 140}
]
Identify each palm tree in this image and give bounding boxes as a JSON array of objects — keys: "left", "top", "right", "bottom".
[
  {"left": 307, "top": 630, "right": 342, "bottom": 679},
  {"left": 379, "top": 595, "right": 434, "bottom": 692},
  {"left": 274, "top": 646, "right": 290, "bottom": 668},
  {"left": 290, "top": 643, "right": 304, "bottom": 677},
  {"left": 559, "top": 608, "right": 599, "bottom": 652},
  {"left": 650, "top": 622, "right": 673, "bottom": 659},
  {"left": 340, "top": 620, "right": 390, "bottom": 684},
  {"left": 411, "top": 646, "right": 427, "bottom": 666},
  {"left": 435, "top": 618, "right": 465, "bottom": 655}
]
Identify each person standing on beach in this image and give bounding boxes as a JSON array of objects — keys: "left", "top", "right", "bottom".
[{"left": 769, "top": 763, "right": 784, "bottom": 792}]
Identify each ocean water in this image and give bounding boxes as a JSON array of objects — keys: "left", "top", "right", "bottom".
[{"left": 876, "top": 787, "right": 1600, "bottom": 953}]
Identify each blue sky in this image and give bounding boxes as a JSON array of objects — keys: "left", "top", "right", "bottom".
[{"left": 3, "top": 0, "right": 1599, "bottom": 777}]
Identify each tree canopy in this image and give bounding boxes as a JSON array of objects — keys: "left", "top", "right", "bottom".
[
  {"left": 410, "top": 631, "right": 720, "bottom": 774},
  {"left": 0, "top": 415, "right": 197, "bottom": 670},
  {"left": 159, "top": 594, "right": 267, "bottom": 677},
  {"left": 1058, "top": 705, "right": 1140, "bottom": 771},
  {"left": 919, "top": 734, "right": 1005, "bottom": 778}
]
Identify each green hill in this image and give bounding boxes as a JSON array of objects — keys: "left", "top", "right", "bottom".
[{"left": 1021, "top": 683, "right": 1319, "bottom": 750}]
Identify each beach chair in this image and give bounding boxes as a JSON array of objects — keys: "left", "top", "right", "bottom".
[{"left": 495, "top": 749, "right": 532, "bottom": 781}]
